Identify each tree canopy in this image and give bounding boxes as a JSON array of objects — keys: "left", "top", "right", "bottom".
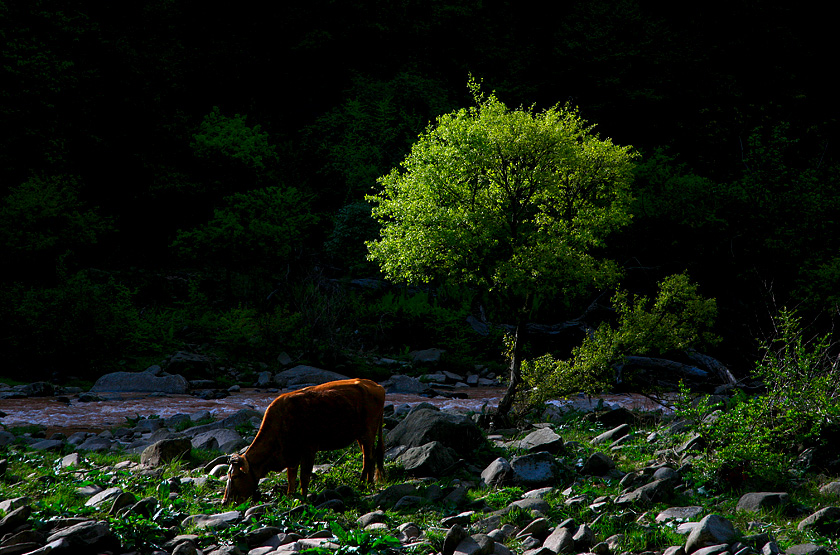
[
  {"left": 367, "top": 82, "right": 638, "bottom": 414},
  {"left": 367, "top": 82, "right": 637, "bottom": 299}
]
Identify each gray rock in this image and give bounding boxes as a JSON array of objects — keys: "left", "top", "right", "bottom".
[
  {"left": 76, "top": 437, "right": 115, "bottom": 452},
  {"left": 510, "top": 498, "right": 550, "bottom": 514},
  {"left": 357, "top": 511, "right": 387, "bottom": 528},
  {"left": 0, "top": 431, "right": 14, "bottom": 447},
  {"left": 736, "top": 492, "right": 789, "bottom": 513},
  {"left": 385, "top": 374, "right": 434, "bottom": 394},
  {"left": 141, "top": 438, "right": 192, "bottom": 466},
  {"left": 797, "top": 506, "right": 840, "bottom": 535},
  {"left": 410, "top": 348, "right": 446, "bottom": 364},
  {"left": 510, "top": 452, "right": 561, "bottom": 487},
  {"left": 543, "top": 525, "right": 574, "bottom": 554},
  {"left": 387, "top": 408, "right": 485, "bottom": 455},
  {"left": 664, "top": 546, "right": 687, "bottom": 555},
  {"left": 518, "top": 428, "right": 564, "bottom": 454},
  {"left": 481, "top": 457, "right": 513, "bottom": 487},
  {"left": 30, "top": 439, "right": 64, "bottom": 452},
  {"left": 656, "top": 506, "right": 704, "bottom": 523},
  {"left": 91, "top": 370, "right": 189, "bottom": 393},
  {"left": 516, "top": 517, "right": 550, "bottom": 540},
  {"left": 580, "top": 452, "right": 616, "bottom": 476},
  {"left": 45, "top": 520, "right": 120, "bottom": 553},
  {"left": 443, "top": 525, "right": 470, "bottom": 555},
  {"left": 85, "top": 487, "right": 124, "bottom": 508},
  {"left": 692, "top": 544, "right": 729, "bottom": 555},
  {"left": 785, "top": 543, "right": 831, "bottom": 555},
  {"left": 373, "top": 483, "right": 419, "bottom": 509},
  {"left": 273, "top": 365, "right": 349, "bottom": 388},
  {"left": 192, "top": 429, "right": 247, "bottom": 453},
  {"left": 685, "top": 514, "right": 737, "bottom": 554},
  {"left": 182, "top": 510, "right": 242, "bottom": 530},
  {"left": 398, "top": 441, "right": 459, "bottom": 477},
  {"left": 591, "top": 424, "right": 630, "bottom": 446},
  {"left": 818, "top": 481, "right": 840, "bottom": 496},
  {"left": 0, "top": 505, "right": 32, "bottom": 535}
]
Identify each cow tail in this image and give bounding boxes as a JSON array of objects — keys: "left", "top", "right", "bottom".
[{"left": 374, "top": 413, "right": 385, "bottom": 481}]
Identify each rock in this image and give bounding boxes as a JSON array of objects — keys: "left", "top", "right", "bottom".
[
  {"left": 692, "top": 544, "right": 729, "bottom": 555},
  {"left": 516, "top": 517, "right": 550, "bottom": 540},
  {"left": 393, "top": 495, "right": 426, "bottom": 511},
  {"left": 0, "top": 505, "right": 31, "bottom": 535},
  {"left": 30, "top": 439, "right": 64, "bottom": 452},
  {"left": 443, "top": 525, "right": 470, "bottom": 555},
  {"left": 543, "top": 525, "right": 574, "bottom": 554},
  {"left": 442, "top": 512, "right": 476, "bottom": 528},
  {"left": 76, "top": 436, "right": 115, "bottom": 452},
  {"left": 45, "top": 520, "right": 120, "bottom": 553},
  {"left": 141, "top": 438, "right": 192, "bottom": 466},
  {"left": 818, "top": 481, "right": 840, "bottom": 496},
  {"left": 736, "top": 492, "right": 789, "bottom": 512},
  {"left": 663, "top": 547, "right": 687, "bottom": 555},
  {"left": 191, "top": 429, "right": 247, "bottom": 453},
  {"left": 0, "top": 431, "right": 14, "bottom": 447},
  {"left": 398, "top": 441, "right": 459, "bottom": 476},
  {"left": 84, "top": 487, "right": 124, "bottom": 508},
  {"left": 518, "top": 428, "right": 565, "bottom": 454},
  {"left": 91, "top": 369, "right": 189, "bottom": 393},
  {"left": 20, "top": 381, "right": 55, "bottom": 397},
  {"left": 273, "top": 366, "right": 349, "bottom": 389},
  {"left": 510, "top": 498, "right": 550, "bottom": 514},
  {"left": 384, "top": 374, "right": 434, "bottom": 394},
  {"left": 510, "top": 452, "right": 562, "bottom": 487},
  {"left": 685, "top": 514, "right": 737, "bottom": 554},
  {"left": 785, "top": 543, "right": 831, "bottom": 555},
  {"left": 656, "top": 506, "right": 704, "bottom": 523},
  {"left": 357, "top": 511, "right": 387, "bottom": 527},
  {"left": 797, "top": 506, "right": 840, "bottom": 535},
  {"left": 591, "top": 424, "right": 630, "bottom": 446},
  {"left": 481, "top": 457, "right": 513, "bottom": 487},
  {"left": 572, "top": 524, "right": 596, "bottom": 550},
  {"left": 580, "top": 452, "right": 616, "bottom": 476},
  {"left": 182, "top": 510, "right": 242, "bottom": 530},
  {"left": 386, "top": 408, "right": 485, "bottom": 455},
  {"left": 410, "top": 348, "right": 446, "bottom": 364},
  {"left": 373, "top": 483, "right": 419, "bottom": 509}
]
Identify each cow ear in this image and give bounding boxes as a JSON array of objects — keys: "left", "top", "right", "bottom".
[{"left": 230, "top": 454, "right": 250, "bottom": 474}]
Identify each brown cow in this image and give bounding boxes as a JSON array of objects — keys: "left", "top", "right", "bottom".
[{"left": 223, "top": 378, "right": 385, "bottom": 504}]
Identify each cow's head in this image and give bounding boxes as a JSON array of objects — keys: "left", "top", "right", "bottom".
[{"left": 223, "top": 454, "right": 259, "bottom": 504}]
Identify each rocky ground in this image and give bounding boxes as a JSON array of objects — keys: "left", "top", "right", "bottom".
[{"left": 1, "top": 367, "right": 839, "bottom": 555}]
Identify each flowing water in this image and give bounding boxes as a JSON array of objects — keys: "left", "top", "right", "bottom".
[{"left": 0, "top": 387, "right": 671, "bottom": 436}]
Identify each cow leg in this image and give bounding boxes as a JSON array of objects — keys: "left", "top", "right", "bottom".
[
  {"left": 299, "top": 450, "right": 316, "bottom": 498},
  {"left": 286, "top": 466, "right": 298, "bottom": 496},
  {"left": 358, "top": 438, "right": 373, "bottom": 483}
]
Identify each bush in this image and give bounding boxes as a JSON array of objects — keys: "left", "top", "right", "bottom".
[{"left": 681, "top": 308, "right": 840, "bottom": 490}]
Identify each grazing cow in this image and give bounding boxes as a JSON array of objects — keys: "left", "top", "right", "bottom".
[{"left": 223, "top": 378, "right": 385, "bottom": 504}]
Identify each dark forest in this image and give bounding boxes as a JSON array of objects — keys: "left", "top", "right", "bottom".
[{"left": 2, "top": 0, "right": 838, "bottom": 386}]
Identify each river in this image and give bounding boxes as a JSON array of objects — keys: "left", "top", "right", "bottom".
[{"left": 0, "top": 387, "right": 671, "bottom": 436}]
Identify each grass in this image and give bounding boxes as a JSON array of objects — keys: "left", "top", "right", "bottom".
[{"left": 2, "top": 408, "right": 839, "bottom": 554}]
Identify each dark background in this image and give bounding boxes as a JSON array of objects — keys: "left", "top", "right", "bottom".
[{"left": 1, "top": 0, "right": 837, "bottom": 383}]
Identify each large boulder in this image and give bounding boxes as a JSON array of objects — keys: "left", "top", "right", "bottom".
[
  {"left": 398, "top": 441, "right": 459, "bottom": 477},
  {"left": 91, "top": 369, "right": 188, "bottom": 394},
  {"left": 510, "top": 452, "right": 563, "bottom": 487},
  {"left": 736, "top": 492, "right": 789, "bottom": 513},
  {"left": 386, "top": 408, "right": 485, "bottom": 456},
  {"left": 140, "top": 438, "right": 192, "bottom": 466},
  {"left": 685, "top": 515, "right": 737, "bottom": 554},
  {"left": 797, "top": 507, "right": 840, "bottom": 536},
  {"left": 517, "top": 428, "right": 564, "bottom": 454},
  {"left": 273, "top": 366, "right": 350, "bottom": 389}
]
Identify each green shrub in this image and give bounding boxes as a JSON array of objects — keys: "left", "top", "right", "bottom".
[{"left": 681, "top": 309, "right": 840, "bottom": 490}]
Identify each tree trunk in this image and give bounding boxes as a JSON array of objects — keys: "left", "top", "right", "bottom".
[{"left": 497, "top": 309, "right": 527, "bottom": 418}]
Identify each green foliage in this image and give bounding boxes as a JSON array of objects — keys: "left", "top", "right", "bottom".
[
  {"left": 523, "top": 273, "right": 717, "bottom": 399},
  {"left": 0, "top": 174, "right": 112, "bottom": 265},
  {"left": 309, "top": 72, "right": 454, "bottom": 204},
  {"left": 192, "top": 106, "right": 278, "bottom": 173},
  {"left": 329, "top": 521, "right": 401, "bottom": 555},
  {"left": 0, "top": 269, "right": 141, "bottom": 376},
  {"left": 367, "top": 79, "right": 636, "bottom": 302},
  {"left": 172, "top": 185, "right": 317, "bottom": 272},
  {"left": 680, "top": 309, "right": 840, "bottom": 490},
  {"left": 324, "top": 201, "right": 381, "bottom": 275}
]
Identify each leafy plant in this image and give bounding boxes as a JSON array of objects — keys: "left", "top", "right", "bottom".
[{"left": 523, "top": 273, "right": 717, "bottom": 400}]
